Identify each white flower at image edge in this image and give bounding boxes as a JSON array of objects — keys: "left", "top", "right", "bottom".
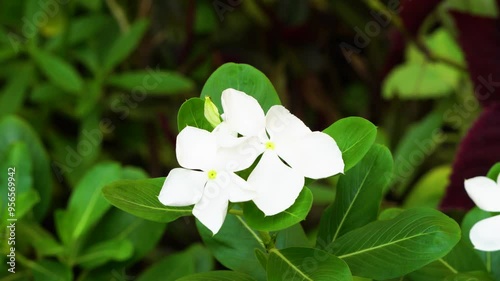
[
  {"left": 221, "top": 88, "right": 345, "bottom": 216},
  {"left": 464, "top": 174, "right": 500, "bottom": 251},
  {"left": 158, "top": 126, "right": 255, "bottom": 235}
]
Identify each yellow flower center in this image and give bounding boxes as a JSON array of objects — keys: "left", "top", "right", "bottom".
[
  {"left": 265, "top": 141, "right": 275, "bottom": 150},
  {"left": 207, "top": 170, "right": 217, "bottom": 180}
]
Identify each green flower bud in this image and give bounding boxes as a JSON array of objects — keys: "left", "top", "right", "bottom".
[{"left": 204, "top": 96, "right": 221, "bottom": 128}]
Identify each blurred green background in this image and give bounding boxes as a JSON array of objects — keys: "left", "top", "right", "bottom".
[{"left": 0, "top": 0, "right": 492, "bottom": 280}]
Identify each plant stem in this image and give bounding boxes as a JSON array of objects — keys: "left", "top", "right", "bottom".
[
  {"left": 259, "top": 231, "right": 276, "bottom": 251},
  {"left": 228, "top": 209, "right": 243, "bottom": 216},
  {"left": 486, "top": 252, "right": 492, "bottom": 272}
]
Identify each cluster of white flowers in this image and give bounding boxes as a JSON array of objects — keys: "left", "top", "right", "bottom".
[
  {"left": 158, "top": 89, "right": 344, "bottom": 234},
  {"left": 465, "top": 174, "right": 500, "bottom": 251}
]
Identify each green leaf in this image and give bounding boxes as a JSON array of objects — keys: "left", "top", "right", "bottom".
[
  {"left": 197, "top": 214, "right": 266, "bottom": 280},
  {"left": 275, "top": 224, "right": 311, "bottom": 249},
  {"left": 243, "top": 187, "right": 313, "bottom": 232},
  {"left": 0, "top": 116, "right": 52, "bottom": 220},
  {"left": 444, "top": 271, "right": 494, "bottom": 281},
  {"left": 30, "top": 49, "right": 83, "bottom": 93},
  {"left": 0, "top": 71, "right": 31, "bottom": 117},
  {"left": 332, "top": 208, "right": 461, "bottom": 279},
  {"left": 102, "top": 19, "right": 149, "bottom": 73},
  {"left": 442, "top": 0, "right": 498, "bottom": 18},
  {"left": 17, "top": 221, "right": 64, "bottom": 257},
  {"left": 317, "top": 145, "right": 393, "bottom": 249},
  {"left": 200, "top": 63, "right": 281, "bottom": 113},
  {"left": 404, "top": 166, "right": 451, "bottom": 208},
  {"left": 177, "top": 98, "right": 214, "bottom": 132},
  {"left": 77, "top": 239, "right": 134, "bottom": 269},
  {"left": 31, "top": 260, "right": 72, "bottom": 281},
  {"left": 136, "top": 244, "right": 213, "bottom": 281},
  {"left": 486, "top": 162, "right": 500, "bottom": 180},
  {"left": 323, "top": 117, "right": 377, "bottom": 172},
  {"left": 407, "top": 238, "right": 486, "bottom": 281},
  {"left": 15, "top": 189, "right": 39, "bottom": 220},
  {"left": 176, "top": 271, "right": 257, "bottom": 281},
  {"left": 106, "top": 70, "right": 195, "bottom": 94},
  {"left": 102, "top": 177, "right": 192, "bottom": 223},
  {"left": 392, "top": 110, "right": 445, "bottom": 196},
  {"left": 86, "top": 208, "right": 166, "bottom": 262},
  {"left": 267, "top": 247, "right": 353, "bottom": 281},
  {"left": 378, "top": 207, "right": 404, "bottom": 220},
  {"left": 308, "top": 184, "right": 336, "bottom": 206},
  {"left": 59, "top": 162, "right": 122, "bottom": 244}
]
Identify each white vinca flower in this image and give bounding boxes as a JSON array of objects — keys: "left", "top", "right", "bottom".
[
  {"left": 158, "top": 125, "right": 255, "bottom": 235},
  {"left": 464, "top": 174, "right": 500, "bottom": 251},
  {"left": 221, "top": 88, "right": 344, "bottom": 216}
]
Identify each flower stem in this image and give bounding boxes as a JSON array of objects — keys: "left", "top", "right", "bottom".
[
  {"left": 228, "top": 209, "right": 244, "bottom": 216},
  {"left": 259, "top": 231, "right": 276, "bottom": 251},
  {"left": 486, "top": 252, "right": 492, "bottom": 272}
]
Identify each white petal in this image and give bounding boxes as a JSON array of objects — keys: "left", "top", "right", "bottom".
[
  {"left": 265, "top": 105, "right": 311, "bottom": 142},
  {"left": 221, "top": 88, "right": 266, "bottom": 137},
  {"left": 213, "top": 122, "right": 239, "bottom": 147},
  {"left": 277, "top": 132, "right": 344, "bottom": 179},
  {"left": 470, "top": 215, "right": 500, "bottom": 251},
  {"left": 158, "top": 168, "right": 206, "bottom": 206},
  {"left": 225, "top": 171, "right": 256, "bottom": 202},
  {"left": 193, "top": 184, "right": 229, "bottom": 235},
  {"left": 176, "top": 126, "right": 217, "bottom": 171},
  {"left": 248, "top": 151, "right": 304, "bottom": 216},
  {"left": 464, "top": 176, "right": 500, "bottom": 212},
  {"left": 215, "top": 136, "right": 264, "bottom": 172}
]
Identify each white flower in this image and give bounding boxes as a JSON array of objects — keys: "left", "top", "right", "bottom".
[
  {"left": 464, "top": 174, "right": 500, "bottom": 251},
  {"left": 221, "top": 88, "right": 344, "bottom": 216},
  {"left": 158, "top": 125, "right": 255, "bottom": 234}
]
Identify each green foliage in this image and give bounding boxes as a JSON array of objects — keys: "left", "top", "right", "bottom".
[
  {"left": 267, "top": 247, "right": 352, "bottom": 281},
  {"left": 200, "top": 63, "right": 281, "bottom": 113},
  {"left": 177, "top": 98, "right": 214, "bottom": 132},
  {"left": 323, "top": 117, "right": 378, "bottom": 172},
  {"left": 332, "top": 208, "right": 461, "bottom": 279},
  {"left": 317, "top": 145, "right": 393, "bottom": 249},
  {"left": 243, "top": 187, "right": 313, "bottom": 232}
]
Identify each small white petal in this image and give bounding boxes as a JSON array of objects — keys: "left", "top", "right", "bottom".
[
  {"left": 176, "top": 126, "right": 217, "bottom": 171},
  {"left": 470, "top": 215, "right": 500, "bottom": 251},
  {"left": 221, "top": 88, "right": 266, "bottom": 137},
  {"left": 193, "top": 186, "right": 229, "bottom": 235},
  {"left": 464, "top": 176, "right": 500, "bottom": 212},
  {"left": 277, "top": 132, "right": 344, "bottom": 179},
  {"left": 215, "top": 136, "right": 264, "bottom": 172},
  {"left": 265, "top": 105, "right": 311, "bottom": 142},
  {"left": 158, "top": 168, "right": 206, "bottom": 206},
  {"left": 248, "top": 151, "right": 304, "bottom": 216}
]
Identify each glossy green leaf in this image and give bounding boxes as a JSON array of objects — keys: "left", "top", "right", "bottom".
[
  {"left": 0, "top": 116, "right": 52, "bottom": 220},
  {"left": 30, "top": 49, "right": 83, "bottom": 93},
  {"left": 407, "top": 238, "right": 486, "bottom": 281},
  {"left": 275, "top": 224, "right": 311, "bottom": 249},
  {"left": 323, "top": 117, "right": 377, "bottom": 172},
  {"left": 486, "top": 162, "right": 500, "bottom": 180},
  {"left": 0, "top": 72, "right": 31, "bottom": 117},
  {"left": 378, "top": 208, "right": 404, "bottom": 220},
  {"left": 106, "top": 70, "right": 194, "bottom": 94},
  {"left": 404, "top": 166, "right": 451, "bottom": 208},
  {"left": 59, "top": 162, "right": 122, "bottom": 244},
  {"left": 243, "top": 187, "right": 313, "bottom": 232},
  {"left": 177, "top": 271, "right": 257, "bottom": 281},
  {"left": 31, "top": 260, "right": 72, "bottom": 281},
  {"left": 267, "top": 247, "right": 353, "bottom": 281},
  {"left": 77, "top": 239, "right": 134, "bottom": 269},
  {"left": 317, "top": 145, "right": 393, "bottom": 249},
  {"left": 200, "top": 63, "right": 281, "bottom": 113},
  {"left": 102, "top": 19, "right": 149, "bottom": 73},
  {"left": 137, "top": 244, "right": 213, "bottom": 281},
  {"left": 332, "top": 208, "right": 461, "bottom": 279},
  {"left": 102, "top": 177, "right": 192, "bottom": 223},
  {"left": 177, "top": 98, "right": 214, "bottom": 132},
  {"left": 197, "top": 214, "right": 266, "bottom": 280}
]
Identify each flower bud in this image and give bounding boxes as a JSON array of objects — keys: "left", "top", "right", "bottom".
[{"left": 204, "top": 96, "right": 221, "bottom": 127}]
